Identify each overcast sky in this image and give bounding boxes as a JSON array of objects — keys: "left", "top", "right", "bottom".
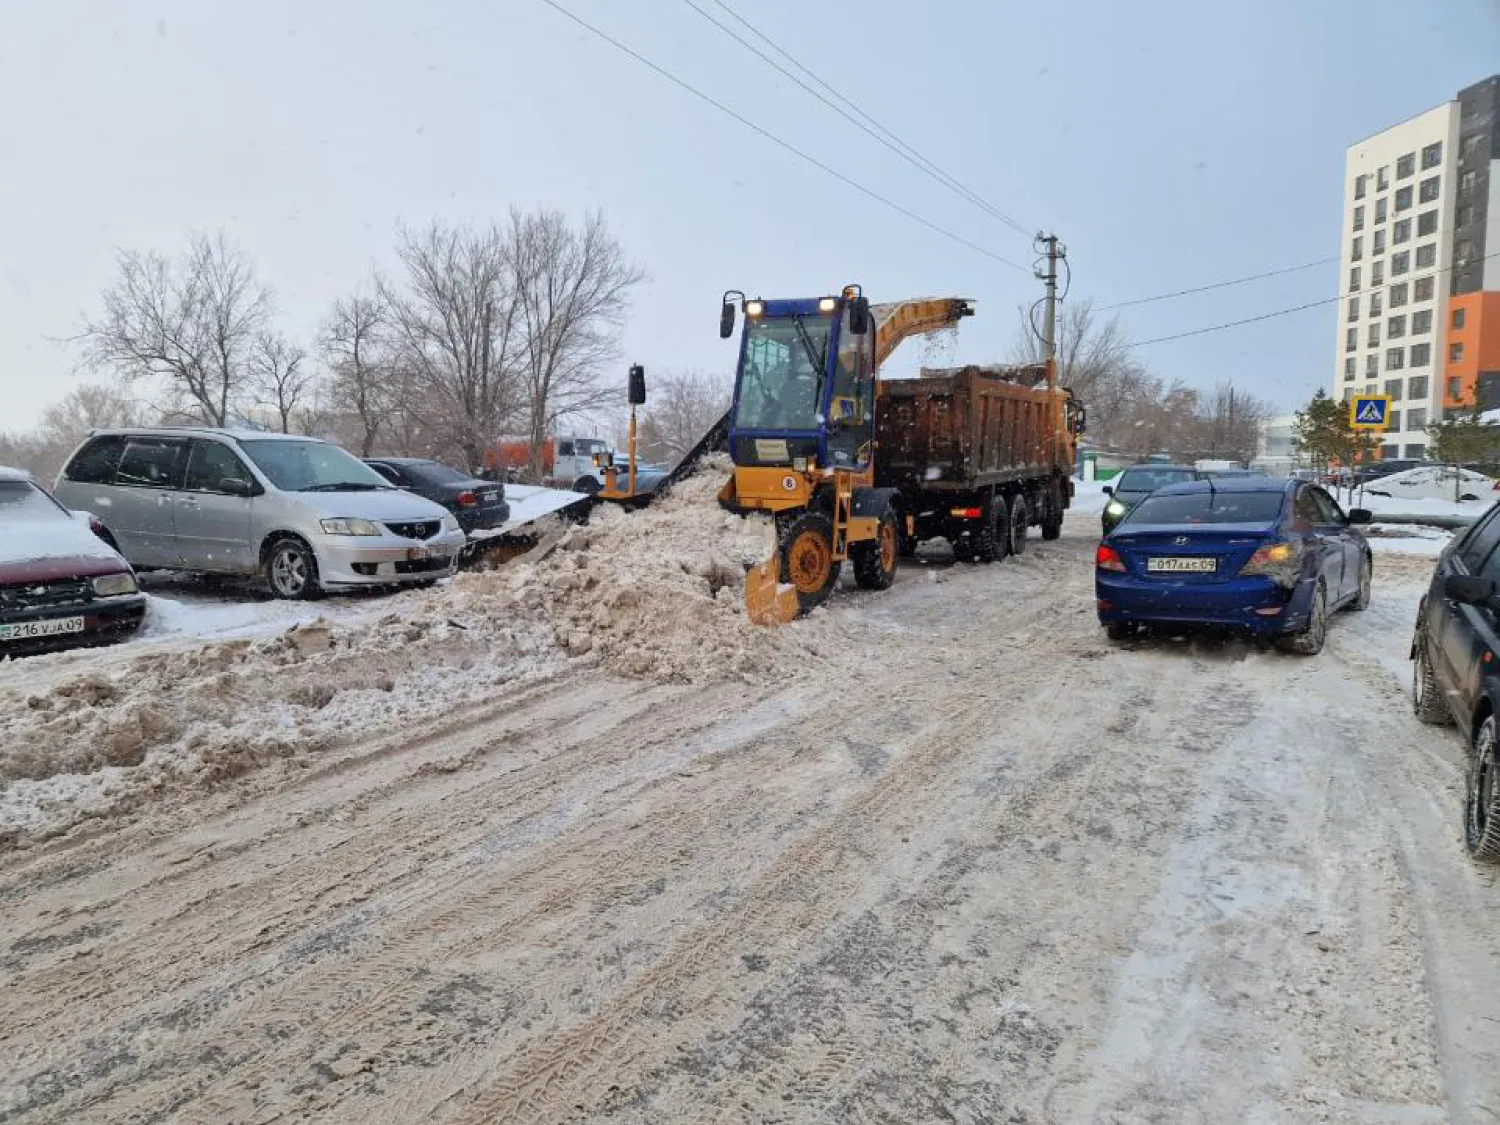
[{"left": 2, "top": 0, "right": 1498, "bottom": 430}]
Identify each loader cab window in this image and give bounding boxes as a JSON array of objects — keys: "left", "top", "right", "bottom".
[
  {"left": 733, "top": 311, "right": 832, "bottom": 433},
  {"left": 826, "top": 306, "right": 874, "bottom": 468}
]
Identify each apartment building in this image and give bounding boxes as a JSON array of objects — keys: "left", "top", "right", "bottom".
[{"left": 1333, "top": 74, "right": 1499, "bottom": 459}]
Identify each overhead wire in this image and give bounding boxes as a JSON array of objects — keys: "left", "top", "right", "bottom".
[
  {"left": 1131, "top": 250, "right": 1500, "bottom": 348},
  {"left": 536, "top": 0, "right": 1030, "bottom": 272},
  {"left": 686, "top": 0, "right": 1035, "bottom": 241},
  {"left": 1098, "top": 256, "right": 1340, "bottom": 311}
]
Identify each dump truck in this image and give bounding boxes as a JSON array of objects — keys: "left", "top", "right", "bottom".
[
  {"left": 715, "top": 285, "right": 1086, "bottom": 623},
  {"left": 876, "top": 363, "right": 1085, "bottom": 562}
]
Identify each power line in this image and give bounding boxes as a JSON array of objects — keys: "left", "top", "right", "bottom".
[
  {"left": 537, "top": 0, "right": 1029, "bottom": 272},
  {"left": 1099, "top": 256, "right": 1340, "bottom": 311},
  {"left": 685, "top": 0, "right": 1034, "bottom": 241},
  {"left": 1131, "top": 250, "right": 1500, "bottom": 348}
]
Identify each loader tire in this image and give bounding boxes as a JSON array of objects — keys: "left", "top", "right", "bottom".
[
  {"left": 777, "top": 512, "right": 841, "bottom": 613},
  {"left": 1008, "top": 496, "right": 1029, "bottom": 557},
  {"left": 852, "top": 510, "right": 899, "bottom": 591},
  {"left": 973, "top": 495, "right": 1008, "bottom": 564}
]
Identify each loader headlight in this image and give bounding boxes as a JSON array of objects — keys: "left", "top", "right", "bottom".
[
  {"left": 92, "top": 572, "right": 138, "bottom": 597},
  {"left": 818, "top": 296, "right": 837, "bottom": 313},
  {"left": 746, "top": 300, "right": 764, "bottom": 318},
  {"left": 320, "top": 517, "right": 382, "bottom": 536}
]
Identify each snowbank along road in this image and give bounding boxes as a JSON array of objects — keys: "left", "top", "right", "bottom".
[{"left": 2, "top": 478, "right": 1500, "bottom": 1124}]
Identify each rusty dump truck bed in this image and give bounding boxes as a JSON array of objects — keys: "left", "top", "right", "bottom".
[{"left": 874, "top": 364, "right": 1069, "bottom": 490}]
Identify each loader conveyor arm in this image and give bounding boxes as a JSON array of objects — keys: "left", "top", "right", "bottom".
[{"left": 871, "top": 298, "right": 974, "bottom": 369}]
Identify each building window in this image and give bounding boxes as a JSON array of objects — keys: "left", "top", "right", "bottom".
[
  {"left": 1404, "top": 443, "right": 1427, "bottom": 459},
  {"left": 1390, "top": 282, "right": 1408, "bottom": 307},
  {"left": 1389, "top": 315, "right": 1406, "bottom": 339},
  {"left": 1451, "top": 342, "right": 1465, "bottom": 363},
  {"left": 1393, "top": 219, "right": 1412, "bottom": 244},
  {"left": 1353, "top": 205, "right": 1365, "bottom": 232},
  {"left": 1409, "top": 376, "right": 1428, "bottom": 400},
  {"left": 1345, "top": 357, "right": 1357, "bottom": 379},
  {"left": 1418, "top": 210, "right": 1438, "bottom": 236},
  {"left": 1368, "top": 324, "right": 1381, "bottom": 347},
  {"left": 1415, "top": 243, "right": 1436, "bottom": 268},
  {"left": 1375, "top": 198, "right": 1389, "bottom": 224},
  {"left": 1463, "top": 134, "right": 1483, "bottom": 160},
  {"left": 1420, "top": 175, "right": 1441, "bottom": 203},
  {"left": 1391, "top": 409, "right": 1403, "bottom": 432},
  {"left": 1373, "top": 229, "right": 1387, "bottom": 254},
  {"left": 1414, "top": 276, "right": 1435, "bottom": 302},
  {"left": 1411, "top": 343, "right": 1432, "bottom": 366},
  {"left": 1372, "top": 261, "right": 1384, "bottom": 285},
  {"left": 1422, "top": 141, "right": 1442, "bottom": 169},
  {"left": 1370, "top": 291, "right": 1383, "bottom": 316},
  {"left": 1412, "top": 309, "right": 1432, "bottom": 334},
  {"left": 1397, "top": 153, "right": 1416, "bottom": 179},
  {"left": 1349, "top": 266, "right": 1361, "bottom": 291},
  {"left": 1366, "top": 354, "right": 1380, "bottom": 376},
  {"left": 1407, "top": 409, "right": 1427, "bottom": 431},
  {"left": 1457, "top": 239, "right": 1474, "bottom": 264},
  {"left": 1460, "top": 170, "right": 1477, "bottom": 194},
  {"left": 1387, "top": 348, "right": 1405, "bottom": 370},
  {"left": 1454, "top": 308, "right": 1467, "bottom": 329},
  {"left": 1395, "top": 186, "right": 1413, "bottom": 211},
  {"left": 1351, "top": 236, "right": 1363, "bottom": 262},
  {"left": 1346, "top": 328, "right": 1357, "bottom": 352},
  {"left": 1378, "top": 166, "right": 1390, "bottom": 191},
  {"left": 1347, "top": 296, "right": 1360, "bottom": 322},
  {"left": 1354, "top": 174, "right": 1368, "bottom": 199},
  {"left": 1450, "top": 376, "right": 1463, "bottom": 400},
  {"left": 1381, "top": 443, "right": 1400, "bottom": 459},
  {"left": 1385, "top": 378, "right": 1404, "bottom": 399},
  {"left": 1392, "top": 251, "right": 1410, "bottom": 276}
]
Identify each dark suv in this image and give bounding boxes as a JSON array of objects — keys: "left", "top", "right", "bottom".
[
  {"left": 364, "top": 457, "right": 510, "bottom": 534},
  {"left": 1411, "top": 501, "right": 1500, "bottom": 861}
]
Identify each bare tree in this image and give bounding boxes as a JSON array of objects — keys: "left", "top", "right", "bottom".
[
  {"left": 1191, "top": 382, "right": 1272, "bottom": 463},
  {"left": 381, "top": 222, "right": 523, "bottom": 468},
  {"left": 78, "top": 231, "right": 270, "bottom": 425},
  {"left": 508, "top": 209, "right": 645, "bottom": 479},
  {"left": 320, "top": 291, "right": 395, "bottom": 456},
  {"left": 636, "top": 369, "right": 731, "bottom": 464},
  {"left": 249, "top": 332, "right": 313, "bottom": 433}
]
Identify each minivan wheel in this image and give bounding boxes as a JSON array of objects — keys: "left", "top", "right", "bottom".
[
  {"left": 1465, "top": 715, "right": 1500, "bottom": 863},
  {"left": 266, "top": 537, "right": 321, "bottom": 600}
]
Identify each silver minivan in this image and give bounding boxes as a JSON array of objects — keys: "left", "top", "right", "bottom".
[{"left": 54, "top": 428, "right": 467, "bottom": 599}]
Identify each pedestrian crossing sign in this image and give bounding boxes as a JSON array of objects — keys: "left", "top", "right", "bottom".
[{"left": 1350, "top": 395, "right": 1391, "bottom": 430}]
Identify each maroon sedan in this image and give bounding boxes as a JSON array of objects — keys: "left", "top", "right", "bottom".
[{"left": 0, "top": 467, "right": 146, "bottom": 653}]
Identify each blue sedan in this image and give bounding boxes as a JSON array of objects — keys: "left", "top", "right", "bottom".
[{"left": 1095, "top": 477, "right": 1373, "bottom": 654}]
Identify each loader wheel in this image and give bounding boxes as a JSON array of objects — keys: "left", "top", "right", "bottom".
[
  {"left": 852, "top": 510, "right": 899, "bottom": 591},
  {"left": 973, "top": 495, "right": 1008, "bottom": 564},
  {"left": 777, "top": 513, "right": 841, "bottom": 613},
  {"left": 1008, "top": 496, "right": 1029, "bottom": 557}
]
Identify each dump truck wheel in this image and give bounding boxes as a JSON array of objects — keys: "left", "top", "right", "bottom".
[
  {"left": 852, "top": 510, "right": 899, "bottom": 590},
  {"left": 1008, "top": 496, "right": 1029, "bottom": 557},
  {"left": 777, "top": 513, "right": 841, "bottom": 612},
  {"left": 973, "top": 495, "right": 1008, "bottom": 564}
]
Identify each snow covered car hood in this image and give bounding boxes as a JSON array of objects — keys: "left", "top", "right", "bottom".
[
  {"left": 291, "top": 487, "right": 454, "bottom": 523},
  {"left": 0, "top": 515, "right": 132, "bottom": 584}
]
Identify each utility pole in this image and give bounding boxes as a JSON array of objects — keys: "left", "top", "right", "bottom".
[{"left": 1036, "top": 232, "right": 1065, "bottom": 392}]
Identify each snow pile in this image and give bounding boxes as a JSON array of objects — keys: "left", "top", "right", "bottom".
[{"left": 450, "top": 455, "right": 793, "bottom": 683}]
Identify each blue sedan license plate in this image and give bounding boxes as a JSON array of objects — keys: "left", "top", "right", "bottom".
[{"left": 1148, "top": 557, "right": 1216, "bottom": 573}]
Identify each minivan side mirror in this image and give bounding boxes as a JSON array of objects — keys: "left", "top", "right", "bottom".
[
  {"left": 220, "top": 477, "right": 255, "bottom": 497},
  {"left": 1444, "top": 574, "right": 1499, "bottom": 606},
  {"left": 1346, "top": 508, "right": 1372, "bottom": 525}
]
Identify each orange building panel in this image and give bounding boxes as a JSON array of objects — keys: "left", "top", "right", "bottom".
[{"left": 1443, "top": 291, "right": 1500, "bottom": 409}]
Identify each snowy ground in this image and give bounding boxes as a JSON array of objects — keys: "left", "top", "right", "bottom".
[{"left": 2, "top": 482, "right": 1499, "bottom": 1123}]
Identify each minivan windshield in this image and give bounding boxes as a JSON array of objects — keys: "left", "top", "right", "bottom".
[{"left": 239, "top": 440, "right": 394, "bottom": 493}]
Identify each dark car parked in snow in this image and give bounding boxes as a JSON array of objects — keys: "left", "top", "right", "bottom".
[
  {"left": 1411, "top": 501, "right": 1500, "bottom": 862},
  {"left": 364, "top": 457, "right": 511, "bottom": 534},
  {"left": 1096, "top": 476, "right": 1372, "bottom": 654},
  {"left": 0, "top": 468, "right": 146, "bottom": 653},
  {"left": 1100, "top": 464, "right": 1201, "bottom": 535}
]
